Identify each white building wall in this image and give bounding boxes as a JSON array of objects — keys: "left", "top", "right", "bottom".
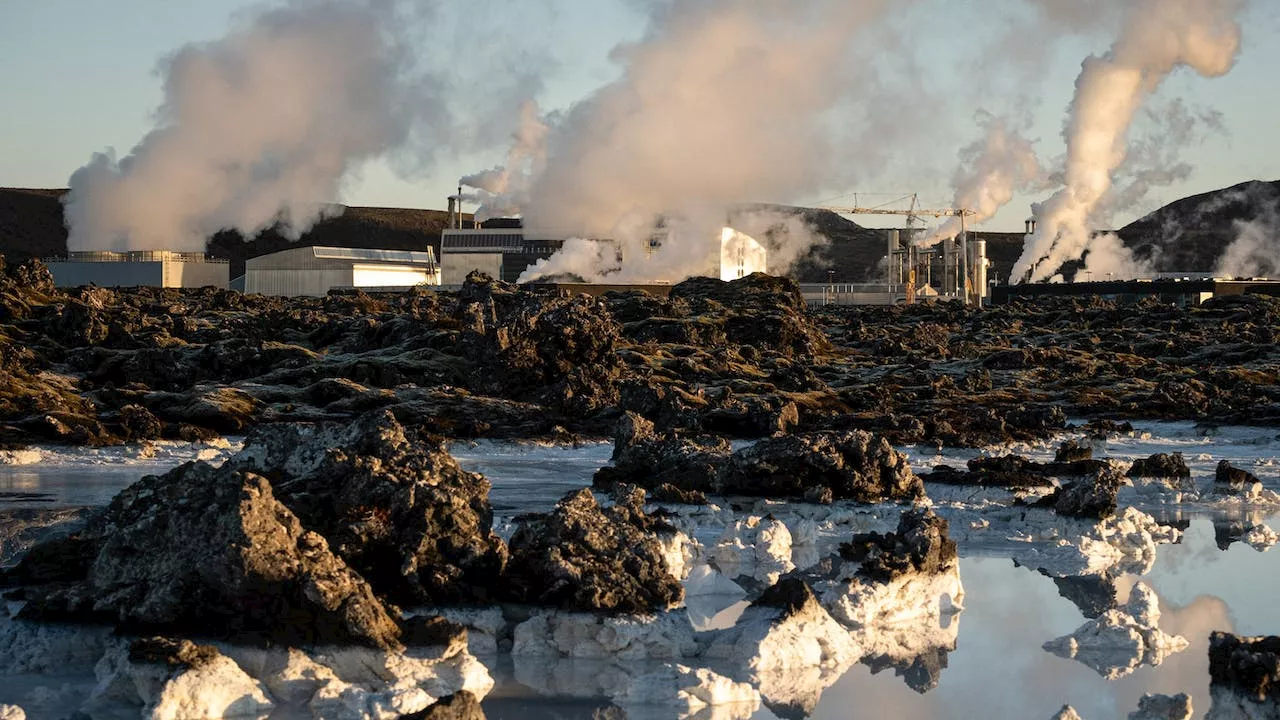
[{"left": 441, "top": 252, "right": 503, "bottom": 285}]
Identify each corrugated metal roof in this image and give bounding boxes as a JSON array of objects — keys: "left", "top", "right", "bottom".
[{"left": 309, "top": 246, "right": 436, "bottom": 264}]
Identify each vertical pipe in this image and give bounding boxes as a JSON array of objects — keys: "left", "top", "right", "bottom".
[{"left": 959, "top": 212, "right": 969, "bottom": 306}]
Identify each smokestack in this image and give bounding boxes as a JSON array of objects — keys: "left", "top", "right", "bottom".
[
  {"left": 447, "top": 196, "right": 457, "bottom": 229},
  {"left": 1025, "top": 218, "right": 1037, "bottom": 235}
]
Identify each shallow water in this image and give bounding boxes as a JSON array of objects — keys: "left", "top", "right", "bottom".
[{"left": 0, "top": 423, "right": 1277, "bottom": 719}]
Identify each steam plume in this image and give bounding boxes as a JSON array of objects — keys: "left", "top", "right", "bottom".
[
  {"left": 924, "top": 114, "right": 1046, "bottom": 246},
  {"left": 1011, "top": 0, "right": 1246, "bottom": 283},
  {"left": 64, "top": 0, "right": 441, "bottom": 253},
  {"left": 467, "top": 0, "right": 909, "bottom": 283}
]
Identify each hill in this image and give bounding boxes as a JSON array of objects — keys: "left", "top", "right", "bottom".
[{"left": 1116, "top": 179, "right": 1280, "bottom": 273}]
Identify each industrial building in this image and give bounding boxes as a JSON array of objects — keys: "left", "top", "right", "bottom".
[
  {"left": 439, "top": 228, "right": 568, "bottom": 285},
  {"left": 992, "top": 278, "right": 1280, "bottom": 306},
  {"left": 243, "top": 246, "right": 440, "bottom": 296},
  {"left": 439, "top": 226, "right": 768, "bottom": 285},
  {"left": 47, "top": 251, "right": 229, "bottom": 289},
  {"left": 805, "top": 229, "right": 991, "bottom": 306}
]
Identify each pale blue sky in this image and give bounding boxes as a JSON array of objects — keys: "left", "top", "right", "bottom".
[{"left": 2, "top": 0, "right": 1277, "bottom": 232}]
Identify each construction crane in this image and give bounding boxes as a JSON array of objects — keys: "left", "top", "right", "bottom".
[{"left": 815, "top": 194, "right": 980, "bottom": 305}]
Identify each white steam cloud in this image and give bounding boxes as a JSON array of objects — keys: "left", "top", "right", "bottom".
[
  {"left": 64, "top": 0, "right": 444, "bottom": 253},
  {"left": 1217, "top": 201, "right": 1280, "bottom": 277},
  {"left": 466, "top": 0, "right": 908, "bottom": 284},
  {"left": 924, "top": 113, "right": 1047, "bottom": 247},
  {"left": 1012, "top": 0, "right": 1246, "bottom": 283}
]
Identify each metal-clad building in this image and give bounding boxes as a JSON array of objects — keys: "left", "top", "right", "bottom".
[
  {"left": 47, "top": 251, "right": 229, "bottom": 289},
  {"left": 440, "top": 229, "right": 567, "bottom": 284},
  {"left": 244, "top": 246, "right": 441, "bottom": 296}
]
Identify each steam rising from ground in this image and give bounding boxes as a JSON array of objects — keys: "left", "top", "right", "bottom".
[
  {"left": 1011, "top": 0, "right": 1246, "bottom": 283},
  {"left": 1218, "top": 200, "right": 1280, "bottom": 277},
  {"left": 65, "top": 0, "right": 439, "bottom": 253},
  {"left": 470, "top": 0, "right": 904, "bottom": 283}
]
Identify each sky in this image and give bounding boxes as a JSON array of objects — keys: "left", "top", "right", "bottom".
[{"left": 2, "top": 0, "right": 1278, "bottom": 234}]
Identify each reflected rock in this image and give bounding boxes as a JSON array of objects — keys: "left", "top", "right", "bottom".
[
  {"left": 1128, "top": 692, "right": 1192, "bottom": 720},
  {"left": 1242, "top": 524, "right": 1279, "bottom": 552},
  {"left": 1043, "top": 582, "right": 1188, "bottom": 679},
  {"left": 86, "top": 637, "right": 273, "bottom": 720},
  {"left": 0, "top": 608, "right": 115, "bottom": 675},
  {"left": 1206, "top": 686, "right": 1280, "bottom": 720},
  {"left": 400, "top": 691, "right": 486, "bottom": 720},
  {"left": 1050, "top": 574, "right": 1119, "bottom": 619},
  {"left": 862, "top": 643, "right": 951, "bottom": 694},
  {"left": 0, "top": 706, "right": 22, "bottom": 720},
  {"left": 1215, "top": 519, "right": 1252, "bottom": 551},
  {"left": 751, "top": 665, "right": 851, "bottom": 720},
  {"left": 710, "top": 516, "right": 795, "bottom": 587},
  {"left": 0, "top": 508, "right": 91, "bottom": 569},
  {"left": 1208, "top": 632, "right": 1280, "bottom": 703},
  {"left": 614, "top": 664, "right": 761, "bottom": 720},
  {"left": 703, "top": 579, "right": 861, "bottom": 673},
  {"left": 511, "top": 609, "right": 700, "bottom": 660}
]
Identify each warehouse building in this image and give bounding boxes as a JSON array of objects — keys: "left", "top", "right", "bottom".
[
  {"left": 439, "top": 226, "right": 767, "bottom": 285},
  {"left": 47, "top": 251, "right": 229, "bottom": 289},
  {"left": 439, "top": 229, "right": 568, "bottom": 285},
  {"left": 244, "top": 246, "right": 440, "bottom": 296}
]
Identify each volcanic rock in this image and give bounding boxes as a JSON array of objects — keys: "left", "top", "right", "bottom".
[
  {"left": 504, "top": 488, "right": 684, "bottom": 614},
  {"left": 1215, "top": 460, "right": 1264, "bottom": 498},
  {"left": 233, "top": 410, "right": 508, "bottom": 606},
  {"left": 593, "top": 412, "right": 730, "bottom": 494},
  {"left": 1209, "top": 631, "right": 1280, "bottom": 701},
  {"left": 6, "top": 461, "right": 402, "bottom": 649},
  {"left": 1040, "top": 465, "right": 1125, "bottom": 519},
  {"left": 840, "top": 507, "right": 958, "bottom": 583},
  {"left": 1055, "top": 439, "right": 1094, "bottom": 463},
  {"left": 1128, "top": 453, "right": 1192, "bottom": 479},
  {"left": 721, "top": 430, "right": 923, "bottom": 503}
]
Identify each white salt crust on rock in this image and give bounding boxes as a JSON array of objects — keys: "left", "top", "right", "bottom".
[
  {"left": 709, "top": 516, "right": 795, "bottom": 586},
  {"left": 87, "top": 643, "right": 273, "bottom": 720}
]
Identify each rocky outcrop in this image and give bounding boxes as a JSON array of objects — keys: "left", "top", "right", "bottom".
[
  {"left": 840, "top": 508, "right": 958, "bottom": 583},
  {"left": 234, "top": 410, "right": 508, "bottom": 606},
  {"left": 1129, "top": 453, "right": 1192, "bottom": 479},
  {"left": 722, "top": 431, "right": 923, "bottom": 503},
  {"left": 1040, "top": 465, "right": 1125, "bottom": 519},
  {"left": 593, "top": 412, "right": 730, "bottom": 494},
  {"left": 1215, "top": 460, "right": 1264, "bottom": 499},
  {"left": 4, "top": 461, "right": 402, "bottom": 650},
  {"left": 504, "top": 488, "right": 684, "bottom": 614},
  {"left": 597, "top": 417, "right": 922, "bottom": 503},
  {"left": 1209, "top": 631, "right": 1280, "bottom": 702}
]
